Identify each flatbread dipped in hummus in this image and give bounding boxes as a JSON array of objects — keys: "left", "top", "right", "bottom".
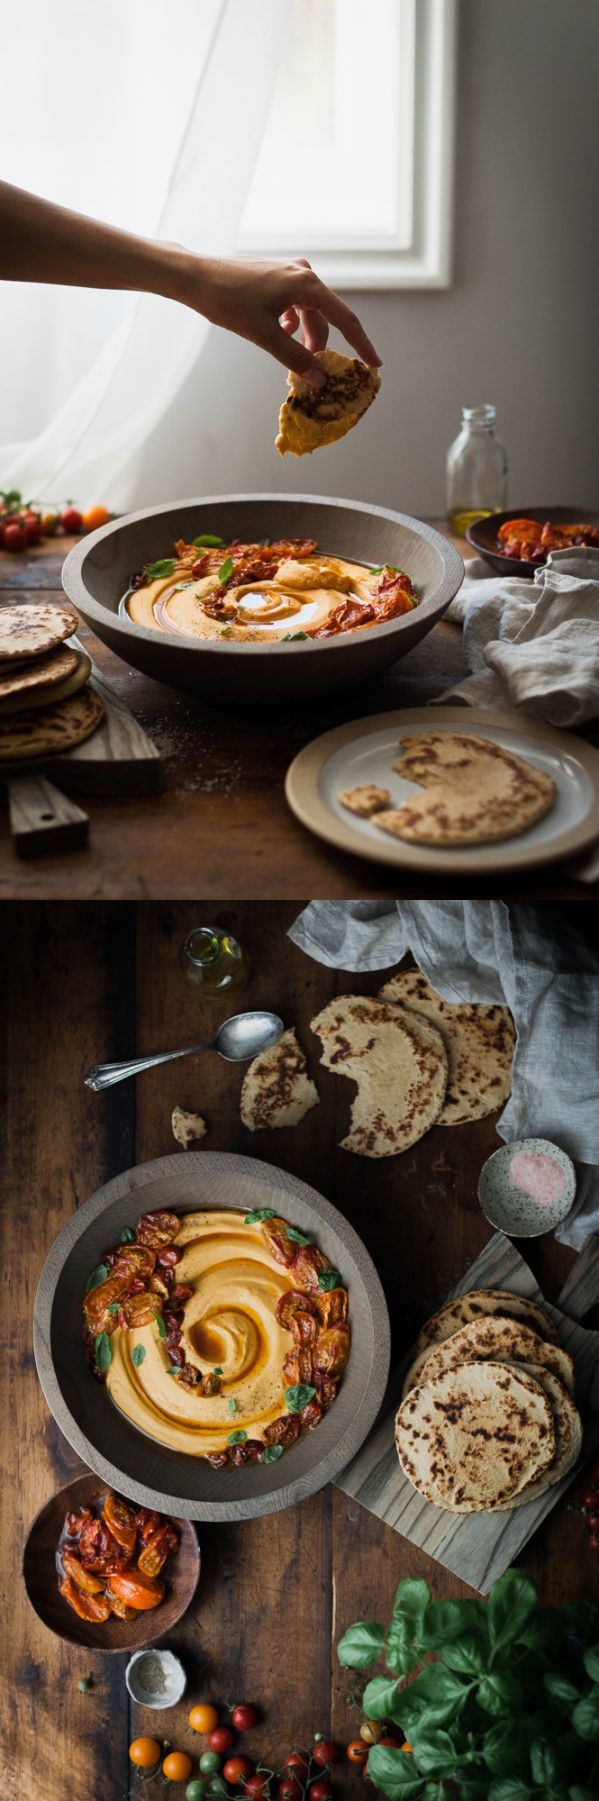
[
  {"left": 82, "top": 1205, "right": 350, "bottom": 1466},
  {"left": 276, "top": 349, "right": 381, "bottom": 457}
]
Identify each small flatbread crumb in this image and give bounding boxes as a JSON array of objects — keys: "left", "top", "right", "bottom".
[
  {"left": 338, "top": 784, "right": 391, "bottom": 817},
  {"left": 171, "top": 1106, "right": 207, "bottom": 1149}
]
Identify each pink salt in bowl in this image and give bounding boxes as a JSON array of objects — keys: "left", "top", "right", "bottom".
[{"left": 478, "top": 1138, "right": 576, "bottom": 1238}]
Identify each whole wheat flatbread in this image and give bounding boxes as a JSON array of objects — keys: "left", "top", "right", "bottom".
[
  {"left": 0, "top": 641, "right": 78, "bottom": 696},
  {"left": 0, "top": 648, "right": 91, "bottom": 716},
  {"left": 378, "top": 970, "right": 515, "bottom": 1125},
  {"left": 403, "top": 1314, "right": 575, "bottom": 1399},
  {"left": 0, "top": 604, "right": 79, "bottom": 665},
  {"left": 493, "top": 1362, "right": 582, "bottom": 1510},
  {"left": 0, "top": 686, "right": 104, "bottom": 762},
  {"left": 372, "top": 731, "right": 555, "bottom": 845},
  {"left": 276, "top": 349, "right": 380, "bottom": 457},
  {"left": 241, "top": 1028, "right": 319, "bottom": 1131},
  {"left": 395, "top": 1361, "right": 555, "bottom": 1512},
  {"left": 413, "top": 1287, "right": 559, "bottom": 1360},
  {"left": 310, "top": 994, "right": 448, "bottom": 1158}
]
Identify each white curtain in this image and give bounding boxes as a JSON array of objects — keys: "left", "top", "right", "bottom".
[{"left": 0, "top": 0, "right": 285, "bottom": 509}]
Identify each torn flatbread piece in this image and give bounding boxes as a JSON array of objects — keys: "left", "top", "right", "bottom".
[
  {"left": 276, "top": 349, "right": 380, "bottom": 457},
  {"left": 171, "top": 1106, "right": 207, "bottom": 1149},
  {"left": 240, "top": 1027, "right": 319, "bottom": 1130},
  {"left": 310, "top": 994, "right": 447, "bottom": 1158},
  {"left": 338, "top": 784, "right": 391, "bottom": 817}
]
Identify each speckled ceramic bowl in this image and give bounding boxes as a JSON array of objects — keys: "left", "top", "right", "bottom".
[{"left": 478, "top": 1138, "right": 576, "bottom": 1238}]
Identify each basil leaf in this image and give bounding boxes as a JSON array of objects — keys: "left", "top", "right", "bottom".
[
  {"left": 284, "top": 1384, "right": 316, "bottom": 1412},
  {"left": 85, "top": 1262, "right": 109, "bottom": 1293},
  {"left": 392, "top": 1664, "right": 471, "bottom": 1732},
  {"left": 572, "top": 1690, "right": 599, "bottom": 1740},
  {"left": 131, "top": 1344, "right": 146, "bottom": 1367},
  {"left": 478, "top": 1673, "right": 522, "bottom": 1716},
  {"left": 318, "top": 1269, "right": 341, "bottom": 1291},
  {"left": 337, "top": 1620, "right": 386, "bottom": 1670},
  {"left": 283, "top": 631, "right": 309, "bottom": 641},
  {"left": 244, "top": 1208, "right": 276, "bottom": 1224},
  {"left": 262, "top": 1444, "right": 284, "bottom": 1463},
  {"left": 214, "top": 1367, "right": 223, "bottom": 1377},
  {"left": 192, "top": 533, "right": 225, "bottom": 548},
  {"left": 488, "top": 1570, "right": 537, "bottom": 1656},
  {"left": 543, "top": 1669, "right": 580, "bottom": 1711},
  {"left": 218, "top": 557, "right": 234, "bottom": 584},
  {"left": 487, "top": 1783, "right": 532, "bottom": 1801},
  {"left": 392, "top": 1575, "right": 431, "bottom": 1624},
  {"left": 227, "top": 1429, "right": 247, "bottom": 1445},
  {"left": 286, "top": 1228, "right": 311, "bottom": 1245},
  {"left": 107, "top": 1302, "right": 120, "bottom": 1314},
  {"left": 94, "top": 1332, "right": 112, "bottom": 1371},
  {"left": 154, "top": 1313, "right": 166, "bottom": 1337},
  {"left": 145, "top": 558, "right": 175, "bottom": 580},
  {"left": 583, "top": 1644, "right": 599, "bottom": 1682},
  {"left": 259, "top": 538, "right": 271, "bottom": 547},
  {"left": 440, "top": 1632, "right": 487, "bottom": 1675},
  {"left": 365, "top": 1744, "right": 423, "bottom": 1799},
  {"left": 227, "top": 1398, "right": 237, "bottom": 1417},
  {"left": 361, "top": 1674, "right": 400, "bottom": 1720},
  {"left": 403, "top": 1728, "right": 458, "bottom": 1777},
  {"left": 167, "top": 1366, "right": 181, "bottom": 1374},
  {"left": 419, "top": 1597, "right": 485, "bottom": 1649},
  {"left": 120, "top": 1227, "right": 135, "bottom": 1244}
]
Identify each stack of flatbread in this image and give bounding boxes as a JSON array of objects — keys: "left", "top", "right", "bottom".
[
  {"left": 309, "top": 972, "right": 515, "bottom": 1156},
  {"left": 0, "top": 605, "right": 104, "bottom": 761},
  {"left": 395, "top": 1287, "right": 582, "bottom": 1513}
]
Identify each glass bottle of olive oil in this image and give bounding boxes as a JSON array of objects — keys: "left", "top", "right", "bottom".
[
  {"left": 179, "top": 926, "right": 250, "bottom": 997},
  {"left": 446, "top": 404, "right": 508, "bottom": 537}
]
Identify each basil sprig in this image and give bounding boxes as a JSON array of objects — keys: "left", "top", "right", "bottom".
[
  {"left": 86, "top": 1262, "right": 109, "bottom": 1293},
  {"left": 318, "top": 1269, "right": 341, "bottom": 1291},
  {"left": 145, "top": 557, "right": 176, "bottom": 580},
  {"left": 284, "top": 1384, "right": 316, "bottom": 1412},
  {"left": 262, "top": 1444, "right": 284, "bottom": 1463},
  {"left": 244, "top": 1208, "right": 276, "bottom": 1224},
  {"left": 131, "top": 1344, "right": 146, "bottom": 1367},
  {"left": 218, "top": 557, "right": 234, "bottom": 584},
  {"left": 227, "top": 1429, "right": 247, "bottom": 1445},
  {"left": 94, "top": 1332, "right": 112, "bottom": 1371}
]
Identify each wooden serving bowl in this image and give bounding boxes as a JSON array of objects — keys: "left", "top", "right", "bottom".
[
  {"left": 22, "top": 1471, "right": 200, "bottom": 1652},
  {"left": 466, "top": 505, "right": 599, "bottom": 577},
  {"left": 33, "top": 1152, "right": 390, "bottom": 1521},
  {"left": 61, "top": 494, "right": 464, "bottom": 702}
]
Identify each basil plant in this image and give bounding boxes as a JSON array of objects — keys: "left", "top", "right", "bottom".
[{"left": 337, "top": 1567, "right": 599, "bottom": 1801}]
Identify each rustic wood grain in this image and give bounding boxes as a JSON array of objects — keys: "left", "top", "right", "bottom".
[
  {"left": 0, "top": 534, "right": 592, "bottom": 898},
  {"left": 2, "top": 902, "right": 598, "bottom": 1801},
  {"left": 7, "top": 774, "right": 89, "bottom": 853}
]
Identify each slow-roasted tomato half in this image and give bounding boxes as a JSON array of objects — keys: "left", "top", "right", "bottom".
[
  {"left": 59, "top": 1575, "right": 111, "bottom": 1622},
  {"left": 137, "top": 1522, "right": 178, "bottom": 1578},
  {"left": 83, "top": 1272, "right": 131, "bottom": 1336},
  {"left": 106, "top": 1570, "right": 165, "bottom": 1611},
  {"left": 289, "top": 1244, "right": 331, "bottom": 1291},
  {"left": 260, "top": 1218, "right": 297, "bottom": 1267},
  {"left": 102, "top": 1494, "right": 137, "bottom": 1556},
  {"left": 135, "top": 1210, "right": 180, "bottom": 1247},
  {"left": 60, "top": 1549, "right": 105, "bottom": 1595}
]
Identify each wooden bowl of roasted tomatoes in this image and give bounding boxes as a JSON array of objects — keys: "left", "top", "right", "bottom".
[{"left": 22, "top": 1472, "right": 200, "bottom": 1651}]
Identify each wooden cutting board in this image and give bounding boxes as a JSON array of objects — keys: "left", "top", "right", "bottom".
[
  {"left": 335, "top": 1230, "right": 599, "bottom": 1593},
  {"left": 2, "top": 639, "right": 162, "bottom": 853}
]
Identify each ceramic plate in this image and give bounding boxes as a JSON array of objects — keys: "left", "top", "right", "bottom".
[{"left": 285, "top": 706, "right": 599, "bottom": 875}]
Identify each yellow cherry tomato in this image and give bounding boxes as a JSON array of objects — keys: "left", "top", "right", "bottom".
[
  {"left": 82, "top": 504, "right": 111, "bottom": 531},
  {"left": 189, "top": 1704, "right": 220, "bottom": 1733},
  {"left": 402, "top": 1742, "right": 413, "bottom": 1754},
  {"left": 163, "top": 1752, "right": 193, "bottom": 1782},
  {"left": 360, "top": 1722, "right": 382, "bottom": 1745},
  {"left": 40, "top": 511, "right": 59, "bottom": 536},
  {"left": 129, "top": 1738, "right": 161, "bottom": 1768}
]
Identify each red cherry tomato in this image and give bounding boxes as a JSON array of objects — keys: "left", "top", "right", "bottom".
[
  {"left": 312, "top": 1743, "right": 339, "bottom": 1767},
  {"left": 61, "top": 507, "right": 83, "bottom": 533},
  {"left": 232, "top": 1704, "right": 259, "bottom": 1730},
  {"left": 223, "top": 1758, "right": 253, "bottom": 1784},
  {"left": 586, "top": 1515, "right": 599, "bottom": 1530},
  {"left": 24, "top": 514, "right": 42, "bottom": 545},
  {"left": 582, "top": 1490, "right": 598, "bottom": 1509},
  {"left": 588, "top": 1536, "right": 599, "bottom": 1550},
  {"left": 279, "top": 1779, "right": 304, "bottom": 1801},
  {"left": 245, "top": 1778, "right": 270, "bottom": 1799},
  {"left": 2, "top": 521, "right": 27, "bottom": 551},
  {"left": 209, "top": 1729, "right": 235, "bottom": 1754},
  {"left": 347, "top": 1742, "right": 368, "bottom": 1766},
  {"left": 378, "top": 1737, "right": 401, "bottom": 1749},
  {"left": 309, "top": 1784, "right": 333, "bottom": 1801},
  {"left": 284, "top": 1754, "right": 309, "bottom": 1779}
]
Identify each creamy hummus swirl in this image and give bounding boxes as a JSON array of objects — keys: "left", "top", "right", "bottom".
[{"left": 106, "top": 1210, "right": 293, "bottom": 1457}]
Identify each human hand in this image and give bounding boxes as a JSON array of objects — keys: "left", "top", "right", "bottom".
[{"left": 180, "top": 253, "right": 382, "bottom": 384}]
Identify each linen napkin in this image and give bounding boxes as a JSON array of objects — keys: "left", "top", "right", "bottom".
[
  {"left": 288, "top": 900, "right": 599, "bottom": 1251},
  {"left": 439, "top": 547, "right": 599, "bottom": 727}
]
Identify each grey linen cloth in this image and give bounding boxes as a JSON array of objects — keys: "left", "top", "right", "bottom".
[
  {"left": 439, "top": 547, "right": 599, "bottom": 727},
  {"left": 288, "top": 900, "right": 599, "bottom": 1251}
]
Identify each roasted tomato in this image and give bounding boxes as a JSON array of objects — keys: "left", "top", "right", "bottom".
[
  {"left": 497, "top": 518, "right": 539, "bottom": 543},
  {"left": 137, "top": 1522, "right": 178, "bottom": 1577},
  {"left": 65, "top": 1506, "right": 93, "bottom": 1537},
  {"left": 289, "top": 1244, "right": 331, "bottom": 1291},
  {"left": 118, "top": 1293, "right": 162, "bottom": 1330},
  {"left": 78, "top": 1518, "right": 131, "bottom": 1575},
  {"left": 260, "top": 1218, "right": 297, "bottom": 1267},
  {"left": 289, "top": 1310, "right": 317, "bottom": 1348},
  {"left": 276, "top": 1290, "right": 316, "bottom": 1328},
  {"left": 372, "top": 572, "right": 415, "bottom": 619},
  {"left": 206, "top": 1451, "right": 229, "bottom": 1469},
  {"left": 102, "top": 1495, "right": 137, "bottom": 1555},
  {"left": 170, "top": 1283, "right": 193, "bottom": 1307},
  {"left": 135, "top": 1210, "right": 180, "bottom": 1247},
  {"left": 314, "top": 1324, "right": 351, "bottom": 1378},
  {"left": 105, "top": 1591, "right": 137, "bottom": 1620},
  {"left": 178, "top": 1364, "right": 203, "bottom": 1389},
  {"left": 155, "top": 1245, "right": 182, "bottom": 1268},
  {"left": 106, "top": 1570, "right": 165, "bottom": 1611},
  {"left": 148, "top": 1271, "right": 170, "bottom": 1300},
  {"left": 200, "top": 1372, "right": 223, "bottom": 1396},
  {"left": 83, "top": 1272, "right": 131, "bottom": 1335},
  {"left": 314, "top": 1287, "right": 348, "bottom": 1329},
  {"left": 135, "top": 1508, "right": 161, "bottom": 1544},
  {"left": 300, "top": 1397, "right": 323, "bottom": 1430},
  {"left": 263, "top": 1414, "right": 301, "bottom": 1448},
  {"left": 317, "top": 1377, "right": 338, "bottom": 1410},
  {"left": 59, "top": 1575, "right": 111, "bottom": 1622},
  {"left": 111, "top": 1245, "right": 156, "bottom": 1279},
  {"left": 283, "top": 1347, "right": 313, "bottom": 1388},
  {"left": 60, "top": 1549, "right": 105, "bottom": 1595}
]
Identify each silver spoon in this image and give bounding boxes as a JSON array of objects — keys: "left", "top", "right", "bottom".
[{"left": 83, "top": 1010, "right": 284, "bottom": 1092}]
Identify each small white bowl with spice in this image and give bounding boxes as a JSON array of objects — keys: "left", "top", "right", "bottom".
[
  {"left": 478, "top": 1138, "right": 576, "bottom": 1237},
  {"left": 125, "top": 1648, "right": 186, "bottom": 1709}
]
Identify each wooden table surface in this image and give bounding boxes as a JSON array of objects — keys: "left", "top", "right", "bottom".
[
  {"left": 3, "top": 900, "right": 597, "bottom": 1801},
  {"left": 0, "top": 528, "right": 590, "bottom": 900}
]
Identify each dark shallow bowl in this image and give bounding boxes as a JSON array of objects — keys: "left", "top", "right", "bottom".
[
  {"left": 33, "top": 1152, "right": 391, "bottom": 1521},
  {"left": 466, "top": 506, "right": 599, "bottom": 577},
  {"left": 62, "top": 494, "right": 463, "bottom": 702},
  {"left": 22, "top": 1471, "right": 200, "bottom": 1651}
]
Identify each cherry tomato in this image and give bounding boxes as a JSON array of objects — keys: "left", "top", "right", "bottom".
[
  {"left": 163, "top": 1752, "right": 193, "bottom": 1782},
  {"left": 279, "top": 1779, "right": 304, "bottom": 1801},
  {"left": 586, "top": 1515, "right": 599, "bottom": 1530},
  {"left": 588, "top": 1536, "right": 599, "bottom": 1550},
  {"left": 129, "top": 1738, "right": 161, "bottom": 1768},
  {"left": 360, "top": 1724, "right": 381, "bottom": 1745},
  {"left": 312, "top": 1742, "right": 339, "bottom": 1766},
  {"left": 82, "top": 504, "right": 111, "bottom": 532},
  {"left": 61, "top": 507, "right": 83, "bottom": 533},
  {"left": 232, "top": 1704, "right": 258, "bottom": 1730},
  {"left": 401, "top": 1743, "right": 413, "bottom": 1754},
  {"left": 189, "top": 1704, "right": 219, "bottom": 1733},
  {"left": 2, "top": 522, "right": 27, "bottom": 551},
  {"left": 284, "top": 1753, "right": 309, "bottom": 1779},
  {"left": 40, "top": 510, "right": 59, "bottom": 535},
  {"left": 102, "top": 1494, "right": 137, "bottom": 1555},
  {"left": 200, "top": 1752, "right": 223, "bottom": 1776},
  {"left": 582, "top": 1489, "right": 598, "bottom": 1509},
  {"left": 209, "top": 1728, "right": 235, "bottom": 1754},
  {"left": 186, "top": 1785, "right": 210, "bottom": 1801},
  {"left": 223, "top": 1758, "right": 253, "bottom": 1783},
  {"left": 106, "top": 1570, "right": 164, "bottom": 1610},
  {"left": 245, "top": 1778, "right": 271, "bottom": 1799},
  {"left": 309, "top": 1784, "right": 333, "bottom": 1801},
  {"left": 24, "top": 513, "right": 42, "bottom": 545},
  {"left": 347, "top": 1742, "right": 368, "bottom": 1766},
  {"left": 378, "top": 1737, "right": 401, "bottom": 1749}
]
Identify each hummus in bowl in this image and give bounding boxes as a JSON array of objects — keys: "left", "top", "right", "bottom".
[{"left": 83, "top": 1204, "right": 350, "bottom": 1467}]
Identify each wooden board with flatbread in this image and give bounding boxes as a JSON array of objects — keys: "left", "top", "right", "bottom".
[
  {"left": 335, "top": 1230, "right": 599, "bottom": 1592},
  {"left": 276, "top": 350, "right": 380, "bottom": 457}
]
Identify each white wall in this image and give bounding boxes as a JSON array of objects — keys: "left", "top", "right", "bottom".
[{"left": 136, "top": 0, "right": 599, "bottom": 515}]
